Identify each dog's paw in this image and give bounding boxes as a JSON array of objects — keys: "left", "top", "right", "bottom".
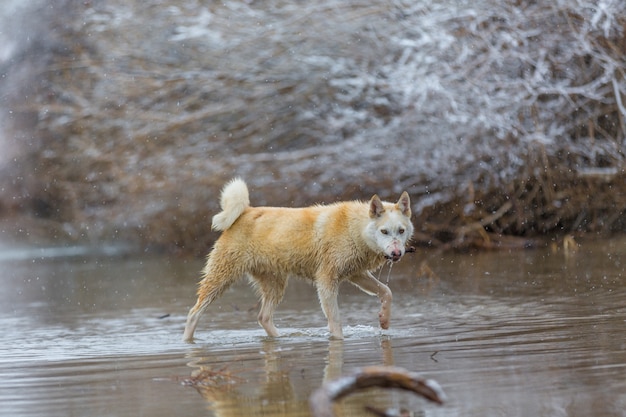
[{"left": 378, "top": 311, "right": 390, "bottom": 329}]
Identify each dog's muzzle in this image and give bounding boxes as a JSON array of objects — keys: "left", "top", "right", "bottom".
[
  {"left": 385, "top": 246, "right": 416, "bottom": 262},
  {"left": 385, "top": 251, "right": 403, "bottom": 263}
]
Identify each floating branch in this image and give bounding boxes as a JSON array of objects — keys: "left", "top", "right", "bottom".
[{"left": 309, "top": 366, "right": 445, "bottom": 417}]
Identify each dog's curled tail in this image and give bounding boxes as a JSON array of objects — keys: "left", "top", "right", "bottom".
[{"left": 211, "top": 178, "right": 250, "bottom": 231}]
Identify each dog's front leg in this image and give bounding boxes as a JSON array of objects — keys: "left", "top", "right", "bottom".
[
  {"left": 316, "top": 278, "right": 343, "bottom": 339},
  {"left": 349, "top": 272, "right": 393, "bottom": 330}
]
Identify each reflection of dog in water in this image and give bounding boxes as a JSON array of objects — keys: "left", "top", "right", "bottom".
[
  {"left": 182, "top": 339, "right": 445, "bottom": 415},
  {"left": 183, "top": 178, "right": 414, "bottom": 342}
]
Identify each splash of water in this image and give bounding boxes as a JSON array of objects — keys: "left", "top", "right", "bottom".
[{"left": 376, "top": 262, "right": 394, "bottom": 285}]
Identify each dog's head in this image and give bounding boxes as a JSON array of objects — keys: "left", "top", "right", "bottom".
[{"left": 365, "top": 192, "right": 414, "bottom": 262}]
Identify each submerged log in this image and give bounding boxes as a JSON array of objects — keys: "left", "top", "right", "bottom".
[{"left": 309, "top": 366, "right": 445, "bottom": 417}]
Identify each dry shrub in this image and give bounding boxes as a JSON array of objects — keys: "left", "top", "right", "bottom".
[{"left": 1, "top": 0, "right": 625, "bottom": 252}]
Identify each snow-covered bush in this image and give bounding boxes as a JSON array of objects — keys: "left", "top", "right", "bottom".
[{"left": 1, "top": 0, "right": 625, "bottom": 250}]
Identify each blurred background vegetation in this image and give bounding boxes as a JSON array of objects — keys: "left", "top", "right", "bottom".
[{"left": 1, "top": 0, "right": 625, "bottom": 254}]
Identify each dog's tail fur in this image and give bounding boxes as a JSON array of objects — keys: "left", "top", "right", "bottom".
[{"left": 211, "top": 178, "right": 250, "bottom": 231}]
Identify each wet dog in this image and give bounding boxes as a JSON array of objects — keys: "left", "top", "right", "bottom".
[{"left": 183, "top": 178, "right": 414, "bottom": 341}]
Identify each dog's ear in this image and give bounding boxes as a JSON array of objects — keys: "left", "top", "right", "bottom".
[
  {"left": 369, "top": 194, "right": 385, "bottom": 218},
  {"left": 396, "top": 191, "right": 411, "bottom": 217}
]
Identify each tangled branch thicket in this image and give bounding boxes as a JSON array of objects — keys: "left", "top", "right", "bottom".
[{"left": 1, "top": 0, "right": 625, "bottom": 252}]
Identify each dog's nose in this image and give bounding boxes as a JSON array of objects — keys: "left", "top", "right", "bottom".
[{"left": 390, "top": 250, "right": 402, "bottom": 262}]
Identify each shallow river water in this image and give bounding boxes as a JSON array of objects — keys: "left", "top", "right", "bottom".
[{"left": 1, "top": 237, "right": 625, "bottom": 417}]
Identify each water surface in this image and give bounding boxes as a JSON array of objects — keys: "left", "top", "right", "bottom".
[{"left": 1, "top": 238, "right": 625, "bottom": 416}]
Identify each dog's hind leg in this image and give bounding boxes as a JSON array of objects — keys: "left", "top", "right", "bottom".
[
  {"left": 349, "top": 271, "right": 393, "bottom": 330},
  {"left": 182, "top": 255, "right": 242, "bottom": 342},
  {"left": 183, "top": 302, "right": 205, "bottom": 343},
  {"left": 251, "top": 274, "right": 287, "bottom": 337}
]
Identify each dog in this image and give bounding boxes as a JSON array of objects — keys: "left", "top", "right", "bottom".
[{"left": 183, "top": 178, "right": 414, "bottom": 342}]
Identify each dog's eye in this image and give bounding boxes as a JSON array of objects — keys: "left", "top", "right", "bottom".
[
  {"left": 399, "top": 228, "right": 405, "bottom": 234},
  {"left": 380, "top": 229, "right": 388, "bottom": 235}
]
